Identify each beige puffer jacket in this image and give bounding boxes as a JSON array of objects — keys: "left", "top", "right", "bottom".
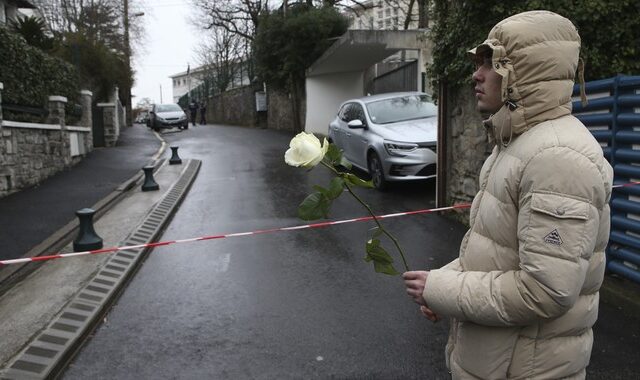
[{"left": 424, "top": 11, "right": 613, "bottom": 379}]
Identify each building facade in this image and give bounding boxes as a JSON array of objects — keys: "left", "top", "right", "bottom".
[
  {"left": 170, "top": 61, "right": 253, "bottom": 104},
  {"left": 346, "top": 0, "right": 423, "bottom": 31},
  {"left": 170, "top": 67, "right": 204, "bottom": 104}
]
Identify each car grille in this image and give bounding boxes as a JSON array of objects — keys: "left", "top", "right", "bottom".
[
  {"left": 389, "top": 164, "right": 436, "bottom": 177},
  {"left": 165, "top": 117, "right": 179, "bottom": 121},
  {"left": 416, "top": 164, "right": 436, "bottom": 176}
]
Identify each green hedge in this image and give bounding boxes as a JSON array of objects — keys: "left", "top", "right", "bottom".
[
  {"left": 0, "top": 27, "right": 80, "bottom": 122},
  {"left": 428, "top": 0, "right": 640, "bottom": 91}
]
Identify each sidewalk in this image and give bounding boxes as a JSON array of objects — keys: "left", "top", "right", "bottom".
[
  {"left": 0, "top": 125, "right": 200, "bottom": 377},
  {"left": 0, "top": 125, "right": 164, "bottom": 288}
]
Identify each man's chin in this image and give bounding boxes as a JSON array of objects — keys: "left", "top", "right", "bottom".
[
  {"left": 476, "top": 102, "right": 501, "bottom": 115},
  {"left": 476, "top": 103, "right": 491, "bottom": 114}
]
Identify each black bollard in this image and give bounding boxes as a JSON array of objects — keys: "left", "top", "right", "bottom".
[
  {"left": 73, "top": 208, "right": 103, "bottom": 251},
  {"left": 169, "top": 146, "right": 182, "bottom": 165},
  {"left": 141, "top": 165, "right": 160, "bottom": 191}
]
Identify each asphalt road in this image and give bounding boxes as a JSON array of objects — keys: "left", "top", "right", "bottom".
[
  {"left": 63, "top": 124, "right": 461, "bottom": 379},
  {"left": 63, "top": 124, "right": 640, "bottom": 379}
]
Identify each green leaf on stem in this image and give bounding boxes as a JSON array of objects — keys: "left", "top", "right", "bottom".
[
  {"left": 371, "top": 227, "right": 383, "bottom": 239},
  {"left": 298, "top": 192, "right": 331, "bottom": 220},
  {"left": 339, "top": 157, "right": 352, "bottom": 170},
  {"left": 344, "top": 173, "right": 374, "bottom": 188},
  {"left": 365, "top": 238, "right": 400, "bottom": 275},
  {"left": 325, "top": 143, "right": 343, "bottom": 165},
  {"left": 313, "top": 185, "right": 329, "bottom": 197},
  {"left": 327, "top": 177, "right": 345, "bottom": 199}
]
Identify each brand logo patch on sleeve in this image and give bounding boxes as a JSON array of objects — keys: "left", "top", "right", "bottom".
[{"left": 544, "top": 229, "right": 563, "bottom": 245}]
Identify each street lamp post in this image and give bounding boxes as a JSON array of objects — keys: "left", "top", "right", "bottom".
[{"left": 123, "top": 0, "right": 144, "bottom": 127}]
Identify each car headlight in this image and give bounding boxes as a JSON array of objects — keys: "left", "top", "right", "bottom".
[
  {"left": 179, "top": 114, "right": 187, "bottom": 121},
  {"left": 384, "top": 141, "right": 418, "bottom": 156},
  {"left": 156, "top": 116, "right": 165, "bottom": 122}
]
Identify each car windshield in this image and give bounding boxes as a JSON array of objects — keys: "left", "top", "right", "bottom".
[
  {"left": 156, "top": 104, "right": 182, "bottom": 113},
  {"left": 366, "top": 95, "right": 437, "bottom": 124}
]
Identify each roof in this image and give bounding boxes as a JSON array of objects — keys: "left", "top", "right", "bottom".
[
  {"left": 306, "top": 29, "right": 428, "bottom": 77},
  {"left": 9, "top": 0, "right": 37, "bottom": 9},
  {"left": 169, "top": 66, "right": 207, "bottom": 79}
]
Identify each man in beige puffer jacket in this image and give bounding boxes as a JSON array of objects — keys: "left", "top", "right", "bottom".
[{"left": 403, "top": 11, "right": 613, "bottom": 379}]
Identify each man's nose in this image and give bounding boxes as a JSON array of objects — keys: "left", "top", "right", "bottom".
[{"left": 472, "top": 68, "right": 484, "bottom": 83}]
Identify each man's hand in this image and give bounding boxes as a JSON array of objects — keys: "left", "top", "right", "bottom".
[
  {"left": 403, "top": 270, "right": 429, "bottom": 306},
  {"left": 403, "top": 271, "right": 441, "bottom": 323}
]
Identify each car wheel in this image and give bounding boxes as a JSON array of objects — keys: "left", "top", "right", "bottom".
[{"left": 368, "top": 152, "right": 387, "bottom": 191}]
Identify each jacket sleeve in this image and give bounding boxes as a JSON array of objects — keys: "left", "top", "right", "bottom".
[{"left": 423, "top": 147, "right": 604, "bottom": 326}]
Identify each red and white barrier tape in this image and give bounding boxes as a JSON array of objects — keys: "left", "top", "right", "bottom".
[
  {"left": 1, "top": 181, "right": 637, "bottom": 266},
  {"left": 612, "top": 181, "right": 640, "bottom": 189},
  {"left": 0, "top": 203, "right": 471, "bottom": 266}
]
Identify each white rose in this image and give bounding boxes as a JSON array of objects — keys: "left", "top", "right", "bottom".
[{"left": 284, "top": 132, "right": 329, "bottom": 168}]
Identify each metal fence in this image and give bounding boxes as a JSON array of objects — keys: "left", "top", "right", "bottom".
[
  {"left": 572, "top": 75, "right": 640, "bottom": 284},
  {"left": 372, "top": 60, "right": 418, "bottom": 94}
]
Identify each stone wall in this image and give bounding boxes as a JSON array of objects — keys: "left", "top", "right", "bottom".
[
  {"left": 206, "top": 85, "right": 262, "bottom": 127},
  {"left": 267, "top": 88, "right": 306, "bottom": 133},
  {"left": 0, "top": 85, "right": 94, "bottom": 198},
  {"left": 444, "top": 87, "right": 493, "bottom": 225},
  {"left": 204, "top": 84, "right": 305, "bottom": 133}
]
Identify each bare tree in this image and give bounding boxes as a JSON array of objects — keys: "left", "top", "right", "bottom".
[
  {"left": 32, "top": 0, "right": 146, "bottom": 52},
  {"left": 196, "top": 27, "right": 250, "bottom": 95},
  {"left": 192, "top": 0, "right": 270, "bottom": 41}
]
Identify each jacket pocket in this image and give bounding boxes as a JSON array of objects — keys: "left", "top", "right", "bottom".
[{"left": 524, "top": 192, "right": 591, "bottom": 260}]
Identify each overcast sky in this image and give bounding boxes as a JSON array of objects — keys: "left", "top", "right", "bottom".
[{"left": 131, "top": 0, "right": 197, "bottom": 105}]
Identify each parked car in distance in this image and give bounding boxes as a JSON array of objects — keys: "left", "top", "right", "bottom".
[
  {"left": 147, "top": 103, "right": 188, "bottom": 131},
  {"left": 135, "top": 111, "right": 149, "bottom": 124},
  {"left": 328, "top": 92, "right": 437, "bottom": 190}
]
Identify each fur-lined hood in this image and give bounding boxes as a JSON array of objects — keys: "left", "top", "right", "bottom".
[{"left": 468, "top": 11, "right": 582, "bottom": 144}]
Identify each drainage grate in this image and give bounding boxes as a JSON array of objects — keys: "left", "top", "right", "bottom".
[{"left": 1, "top": 159, "right": 201, "bottom": 380}]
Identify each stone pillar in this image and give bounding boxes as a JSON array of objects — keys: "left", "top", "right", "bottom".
[
  {"left": 97, "top": 103, "right": 118, "bottom": 147},
  {"left": 80, "top": 90, "right": 92, "bottom": 128},
  {"left": 47, "top": 95, "right": 68, "bottom": 129},
  {"left": 80, "top": 90, "right": 93, "bottom": 151},
  {"left": 47, "top": 95, "right": 70, "bottom": 166}
]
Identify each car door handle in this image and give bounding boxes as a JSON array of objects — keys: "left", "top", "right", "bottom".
[{"left": 345, "top": 132, "right": 351, "bottom": 137}]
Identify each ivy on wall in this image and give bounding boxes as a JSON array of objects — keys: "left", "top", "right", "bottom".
[
  {"left": 0, "top": 28, "right": 80, "bottom": 122},
  {"left": 428, "top": 0, "right": 640, "bottom": 91}
]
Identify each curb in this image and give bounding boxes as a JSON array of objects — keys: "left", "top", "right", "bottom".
[
  {"left": 2, "top": 159, "right": 201, "bottom": 379},
  {"left": 0, "top": 133, "right": 168, "bottom": 296}
]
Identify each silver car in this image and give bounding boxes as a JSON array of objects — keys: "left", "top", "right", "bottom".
[
  {"left": 328, "top": 92, "right": 438, "bottom": 190},
  {"left": 147, "top": 103, "right": 188, "bottom": 131}
]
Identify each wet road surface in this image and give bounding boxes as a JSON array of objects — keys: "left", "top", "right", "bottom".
[
  {"left": 63, "top": 124, "right": 460, "bottom": 379},
  {"left": 63, "top": 124, "right": 640, "bottom": 379}
]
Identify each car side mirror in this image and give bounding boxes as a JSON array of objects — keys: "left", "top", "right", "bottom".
[
  {"left": 149, "top": 111, "right": 155, "bottom": 114},
  {"left": 347, "top": 119, "right": 365, "bottom": 129}
]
